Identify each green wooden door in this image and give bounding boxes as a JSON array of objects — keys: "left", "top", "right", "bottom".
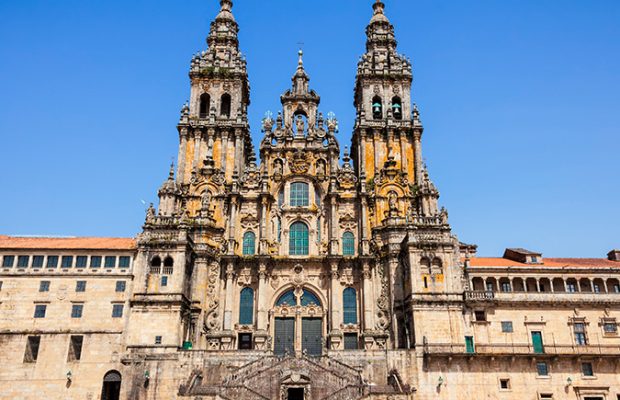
[
  {"left": 274, "top": 318, "right": 295, "bottom": 356},
  {"left": 302, "top": 318, "right": 322, "bottom": 356},
  {"left": 465, "top": 336, "right": 475, "bottom": 353},
  {"left": 531, "top": 331, "right": 544, "bottom": 353}
]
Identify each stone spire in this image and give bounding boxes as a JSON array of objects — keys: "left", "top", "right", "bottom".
[
  {"left": 207, "top": 0, "right": 239, "bottom": 50},
  {"left": 292, "top": 50, "right": 310, "bottom": 96},
  {"left": 365, "top": 0, "right": 397, "bottom": 53}
]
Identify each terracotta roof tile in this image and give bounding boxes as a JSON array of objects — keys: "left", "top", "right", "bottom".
[
  {"left": 468, "top": 257, "right": 619, "bottom": 268},
  {"left": 0, "top": 236, "right": 136, "bottom": 251}
]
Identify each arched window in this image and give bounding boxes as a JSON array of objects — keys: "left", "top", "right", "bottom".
[
  {"left": 150, "top": 256, "right": 161, "bottom": 274},
  {"left": 276, "top": 289, "right": 321, "bottom": 307},
  {"left": 101, "top": 370, "right": 122, "bottom": 400},
  {"left": 391, "top": 96, "right": 402, "bottom": 120},
  {"left": 220, "top": 93, "right": 231, "bottom": 117},
  {"left": 163, "top": 256, "right": 174, "bottom": 275},
  {"left": 342, "top": 232, "right": 355, "bottom": 256},
  {"left": 242, "top": 231, "right": 256, "bottom": 255},
  {"left": 343, "top": 287, "right": 357, "bottom": 324},
  {"left": 372, "top": 96, "right": 383, "bottom": 120},
  {"left": 290, "top": 182, "right": 309, "bottom": 207},
  {"left": 289, "top": 221, "right": 309, "bottom": 255},
  {"left": 239, "top": 287, "right": 254, "bottom": 325},
  {"left": 199, "top": 93, "right": 210, "bottom": 118}
]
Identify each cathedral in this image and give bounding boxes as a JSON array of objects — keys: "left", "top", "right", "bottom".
[{"left": 1, "top": 1, "right": 620, "bottom": 399}]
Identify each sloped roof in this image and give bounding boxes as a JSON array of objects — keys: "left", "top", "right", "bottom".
[
  {"left": 0, "top": 236, "right": 136, "bottom": 251},
  {"left": 468, "top": 257, "right": 619, "bottom": 269}
]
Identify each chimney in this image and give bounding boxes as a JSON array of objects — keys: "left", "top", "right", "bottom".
[
  {"left": 503, "top": 248, "right": 543, "bottom": 264},
  {"left": 608, "top": 250, "right": 620, "bottom": 262}
]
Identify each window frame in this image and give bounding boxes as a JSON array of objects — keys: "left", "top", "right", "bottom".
[
  {"left": 67, "top": 335, "right": 83, "bottom": 362},
  {"left": 289, "top": 182, "right": 309, "bottom": 207},
  {"left": 61, "top": 256, "right": 73, "bottom": 268},
  {"left": 239, "top": 287, "right": 254, "bottom": 325},
  {"left": 46, "top": 255, "right": 58, "bottom": 268},
  {"left": 75, "top": 280, "right": 87, "bottom": 293},
  {"left": 17, "top": 255, "right": 29, "bottom": 268},
  {"left": 32, "top": 255, "right": 44, "bottom": 268},
  {"left": 501, "top": 321, "right": 513, "bottom": 333},
  {"left": 115, "top": 281, "right": 126, "bottom": 293},
  {"left": 536, "top": 361, "right": 549, "bottom": 376},
  {"left": 242, "top": 231, "right": 256, "bottom": 256},
  {"left": 342, "top": 231, "right": 355, "bottom": 256},
  {"left": 581, "top": 361, "right": 594, "bottom": 377},
  {"left": 289, "top": 221, "right": 309, "bottom": 256},
  {"left": 34, "top": 304, "right": 47, "bottom": 318},
  {"left": 90, "top": 256, "right": 102, "bottom": 268},
  {"left": 343, "top": 287, "right": 358, "bottom": 325},
  {"left": 2, "top": 255, "right": 15, "bottom": 268},
  {"left": 75, "top": 256, "right": 88, "bottom": 268},
  {"left": 112, "top": 304, "right": 123, "bottom": 318},
  {"left": 39, "top": 281, "right": 50, "bottom": 292},
  {"left": 118, "top": 256, "right": 130, "bottom": 268},
  {"left": 71, "top": 304, "right": 83, "bottom": 318},
  {"left": 24, "top": 336, "right": 41, "bottom": 363},
  {"left": 104, "top": 256, "right": 116, "bottom": 268}
]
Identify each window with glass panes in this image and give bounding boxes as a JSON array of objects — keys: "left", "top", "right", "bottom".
[
  {"left": 76, "top": 281, "right": 86, "bottom": 292},
  {"left": 603, "top": 321, "right": 618, "bottom": 334},
  {"left": 342, "top": 232, "right": 355, "bottom": 256},
  {"left": 581, "top": 362, "right": 593, "bottom": 376},
  {"left": 567, "top": 282, "right": 577, "bottom": 292},
  {"left": 290, "top": 182, "right": 309, "bottom": 207},
  {"left": 76, "top": 256, "right": 87, "bottom": 268},
  {"left": 61, "top": 256, "right": 73, "bottom": 268},
  {"left": 536, "top": 361, "right": 548, "bottom": 376},
  {"left": 242, "top": 232, "right": 256, "bottom": 255},
  {"left": 71, "top": 304, "right": 83, "bottom": 318},
  {"left": 343, "top": 287, "right": 357, "bottom": 324},
  {"left": 32, "top": 256, "right": 44, "bottom": 268},
  {"left": 574, "top": 323, "right": 587, "bottom": 345},
  {"left": 67, "top": 335, "right": 83, "bottom": 361},
  {"left": 501, "top": 321, "right": 513, "bottom": 333},
  {"left": 39, "top": 281, "right": 50, "bottom": 292},
  {"left": 34, "top": 304, "right": 47, "bottom": 318},
  {"left": 500, "top": 282, "right": 511, "bottom": 292},
  {"left": 118, "top": 256, "right": 130, "bottom": 268},
  {"left": 112, "top": 304, "right": 123, "bottom": 318},
  {"left": 344, "top": 333, "right": 358, "bottom": 350},
  {"left": 17, "top": 256, "right": 29, "bottom": 268},
  {"left": 90, "top": 256, "right": 101, "bottom": 268},
  {"left": 115, "top": 281, "right": 126, "bottom": 292},
  {"left": 46, "top": 256, "right": 58, "bottom": 268},
  {"left": 161, "top": 276, "right": 168, "bottom": 286},
  {"left": 2, "top": 256, "right": 14, "bottom": 267},
  {"left": 239, "top": 287, "right": 254, "bottom": 325},
  {"left": 104, "top": 256, "right": 116, "bottom": 268},
  {"left": 289, "top": 222, "right": 309, "bottom": 255}
]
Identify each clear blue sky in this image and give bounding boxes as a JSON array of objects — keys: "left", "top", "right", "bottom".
[{"left": 0, "top": 0, "right": 618, "bottom": 257}]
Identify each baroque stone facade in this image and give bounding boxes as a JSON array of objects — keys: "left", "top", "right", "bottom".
[{"left": 1, "top": 1, "right": 620, "bottom": 400}]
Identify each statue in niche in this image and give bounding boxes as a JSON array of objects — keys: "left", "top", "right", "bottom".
[
  {"left": 388, "top": 191, "right": 399, "bottom": 217},
  {"left": 273, "top": 159, "right": 283, "bottom": 175},
  {"left": 295, "top": 114, "right": 305, "bottom": 136},
  {"left": 201, "top": 190, "right": 212, "bottom": 218}
]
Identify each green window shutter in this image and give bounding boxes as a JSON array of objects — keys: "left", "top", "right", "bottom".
[{"left": 239, "top": 287, "right": 254, "bottom": 325}]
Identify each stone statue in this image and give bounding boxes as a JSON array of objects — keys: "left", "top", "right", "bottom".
[
  {"left": 388, "top": 191, "right": 399, "bottom": 216},
  {"left": 146, "top": 203, "right": 156, "bottom": 222},
  {"left": 201, "top": 190, "right": 211, "bottom": 211},
  {"left": 295, "top": 115, "right": 305, "bottom": 135}
]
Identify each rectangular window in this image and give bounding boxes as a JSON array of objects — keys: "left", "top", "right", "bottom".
[
  {"left": 155, "top": 336, "right": 162, "bottom": 345},
  {"left": 486, "top": 282, "right": 493, "bottom": 292},
  {"left": 465, "top": 336, "right": 475, "bottom": 353},
  {"left": 290, "top": 182, "right": 309, "bottom": 207},
  {"left": 112, "top": 304, "right": 123, "bottom": 318},
  {"left": 71, "top": 304, "right": 83, "bottom": 318},
  {"left": 474, "top": 310, "right": 486, "bottom": 322},
  {"left": 75, "top": 256, "right": 87, "bottom": 268},
  {"left": 23, "top": 336, "right": 41, "bottom": 363},
  {"left": 540, "top": 394, "right": 553, "bottom": 399},
  {"left": 593, "top": 284, "right": 601, "bottom": 293},
  {"left": 501, "top": 321, "right": 513, "bottom": 333},
  {"left": 499, "top": 379, "right": 510, "bottom": 389},
  {"left": 34, "top": 304, "right": 47, "bottom": 318},
  {"left": 75, "top": 281, "right": 86, "bottom": 292},
  {"left": 39, "top": 281, "right": 50, "bottom": 292},
  {"left": 603, "top": 322, "right": 617, "bottom": 334},
  {"left": 115, "top": 281, "right": 126, "bottom": 292},
  {"left": 104, "top": 256, "right": 116, "bottom": 268},
  {"left": 536, "top": 362, "right": 548, "bottom": 376},
  {"left": 17, "top": 255, "right": 29, "bottom": 268},
  {"left": 2, "top": 255, "right": 15, "bottom": 267},
  {"left": 500, "top": 282, "right": 511, "bottom": 292},
  {"left": 46, "top": 255, "right": 58, "bottom": 268},
  {"left": 574, "top": 323, "right": 587, "bottom": 345},
  {"left": 32, "top": 255, "right": 44, "bottom": 268},
  {"left": 567, "top": 283, "right": 576, "bottom": 293},
  {"left": 161, "top": 276, "right": 168, "bottom": 286},
  {"left": 238, "top": 333, "right": 253, "bottom": 350},
  {"left": 90, "top": 256, "right": 101, "bottom": 268},
  {"left": 344, "top": 333, "right": 358, "bottom": 350},
  {"left": 118, "top": 256, "right": 130, "bottom": 268},
  {"left": 67, "top": 335, "right": 83, "bottom": 362},
  {"left": 61, "top": 256, "right": 73, "bottom": 268},
  {"left": 581, "top": 362, "right": 593, "bottom": 376}
]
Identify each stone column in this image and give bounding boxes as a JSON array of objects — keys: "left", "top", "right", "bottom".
[
  {"left": 259, "top": 198, "right": 268, "bottom": 254},
  {"left": 329, "top": 197, "right": 338, "bottom": 255},
  {"left": 223, "top": 263, "right": 235, "bottom": 330},
  {"left": 228, "top": 197, "right": 237, "bottom": 255},
  {"left": 234, "top": 129, "right": 243, "bottom": 174},
  {"left": 413, "top": 131, "right": 423, "bottom": 184},
  {"left": 193, "top": 130, "right": 203, "bottom": 171},
  {"left": 329, "top": 261, "right": 342, "bottom": 349},
  {"left": 221, "top": 130, "right": 229, "bottom": 175},
  {"left": 257, "top": 263, "right": 268, "bottom": 331},
  {"left": 577, "top": 279, "right": 582, "bottom": 293},
  {"left": 177, "top": 128, "right": 188, "bottom": 182},
  {"left": 360, "top": 197, "right": 369, "bottom": 255},
  {"left": 362, "top": 262, "right": 374, "bottom": 330}
]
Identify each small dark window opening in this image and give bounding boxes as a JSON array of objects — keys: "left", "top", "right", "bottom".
[
  {"left": 68, "top": 335, "right": 83, "bottom": 361},
  {"left": 474, "top": 310, "right": 486, "bottom": 322},
  {"left": 24, "top": 336, "right": 41, "bottom": 363},
  {"left": 344, "top": 333, "right": 358, "bottom": 350},
  {"left": 372, "top": 96, "right": 383, "bottom": 120},
  {"left": 220, "top": 93, "right": 231, "bottom": 117},
  {"left": 238, "top": 333, "right": 253, "bottom": 350},
  {"left": 101, "top": 370, "right": 122, "bottom": 400},
  {"left": 499, "top": 379, "right": 510, "bottom": 389},
  {"left": 155, "top": 336, "right": 162, "bottom": 345},
  {"left": 287, "top": 388, "right": 304, "bottom": 400},
  {"left": 581, "top": 362, "right": 593, "bottom": 376},
  {"left": 163, "top": 257, "right": 173, "bottom": 267},
  {"left": 423, "top": 276, "right": 428, "bottom": 289},
  {"left": 199, "top": 93, "right": 210, "bottom": 118},
  {"left": 391, "top": 96, "right": 402, "bottom": 120}
]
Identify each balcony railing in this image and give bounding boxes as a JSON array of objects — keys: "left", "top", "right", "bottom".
[
  {"left": 464, "top": 290, "right": 495, "bottom": 301},
  {"left": 423, "top": 342, "right": 620, "bottom": 357}
]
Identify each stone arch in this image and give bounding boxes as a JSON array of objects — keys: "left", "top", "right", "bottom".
[
  {"left": 271, "top": 283, "right": 327, "bottom": 310},
  {"left": 100, "top": 370, "right": 121, "bottom": 400}
]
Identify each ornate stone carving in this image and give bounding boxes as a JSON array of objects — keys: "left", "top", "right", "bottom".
[{"left": 287, "top": 149, "right": 312, "bottom": 174}]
